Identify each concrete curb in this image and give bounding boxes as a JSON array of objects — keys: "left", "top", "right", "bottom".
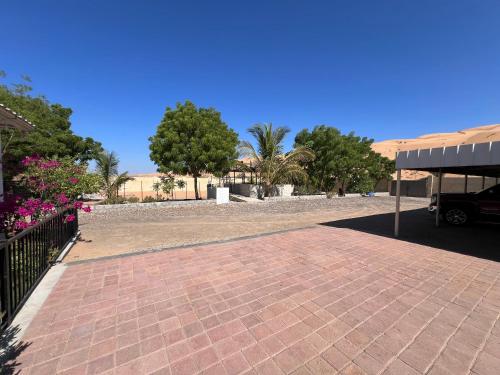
[
  {"left": 56, "top": 230, "right": 81, "bottom": 262},
  {"left": 9, "top": 263, "right": 67, "bottom": 341}
]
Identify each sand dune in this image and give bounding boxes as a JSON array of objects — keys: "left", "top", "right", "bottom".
[
  {"left": 372, "top": 124, "right": 500, "bottom": 180},
  {"left": 372, "top": 124, "right": 500, "bottom": 160}
]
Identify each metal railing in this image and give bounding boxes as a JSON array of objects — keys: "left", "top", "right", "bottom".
[{"left": 0, "top": 208, "right": 78, "bottom": 330}]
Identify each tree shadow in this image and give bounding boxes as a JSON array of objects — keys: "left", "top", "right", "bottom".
[
  {"left": 0, "top": 325, "right": 31, "bottom": 374},
  {"left": 320, "top": 208, "right": 500, "bottom": 262}
]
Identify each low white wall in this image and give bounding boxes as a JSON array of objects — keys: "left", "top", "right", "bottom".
[
  {"left": 228, "top": 184, "right": 294, "bottom": 198},
  {"left": 216, "top": 187, "right": 230, "bottom": 204},
  {"left": 228, "top": 184, "right": 263, "bottom": 198},
  {"left": 274, "top": 184, "right": 294, "bottom": 197}
]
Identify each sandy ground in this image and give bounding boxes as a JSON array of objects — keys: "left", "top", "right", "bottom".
[{"left": 66, "top": 196, "right": 428, "bottom": 262}]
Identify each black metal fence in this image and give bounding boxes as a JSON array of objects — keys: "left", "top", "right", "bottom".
[{"left": 0, "top": 208, "right": 78, "bottom": 330}]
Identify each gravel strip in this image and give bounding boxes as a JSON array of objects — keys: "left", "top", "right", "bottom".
[{"left": 81, "top": 196, "right": 428, "bottom": 225}]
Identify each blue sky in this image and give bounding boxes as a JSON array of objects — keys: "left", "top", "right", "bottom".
[{"left": 2, "top": 1, "right": 500, "bottom": 173}]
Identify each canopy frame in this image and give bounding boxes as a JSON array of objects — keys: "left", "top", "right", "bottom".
[{"left": 394, "top": 141, "right": 500, "bottom": 237}]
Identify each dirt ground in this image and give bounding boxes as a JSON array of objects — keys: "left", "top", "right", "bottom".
[{"left": 66, "top": 196, "right": 428, "bottom": 262}]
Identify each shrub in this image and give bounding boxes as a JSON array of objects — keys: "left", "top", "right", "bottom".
[
  {"left": 142, "top": 196, "right": 157, "bottom": 203},
  {"left": 326, "top": 190, "right": 336, "bottom": 199},
  {"left": 293, "top": 184, "right": 321, "bottom": 196},
  {"left": 0, "top": 155, "right": 94, "bottom": 236},
  {"left": 126, "top": 196, "right": 140, "bottom": 203},
  {"left": 102, "top": 196, "right": 127, "bottom": 205}
]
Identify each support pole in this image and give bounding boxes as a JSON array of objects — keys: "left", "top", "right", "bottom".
[
  {"left": 394, "top": 169, "right": 402, "bottom": 237},
  {"left": 436, "top": 170, "right": 442, "bottom": 227},
  {"left": 464, "top": 175, "right": 468, "bottom": 193}
]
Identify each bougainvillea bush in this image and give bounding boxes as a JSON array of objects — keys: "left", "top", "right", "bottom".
[{"left": 0, "top": 155, "right": 101, "bottom": 236}]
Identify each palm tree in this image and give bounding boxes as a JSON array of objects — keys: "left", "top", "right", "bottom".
[
  {"left": 239, "top": 123, "right": 313, "bottom": 197},
  {"left": 95, "top": 151, "right": 134, "bottom": 201}
]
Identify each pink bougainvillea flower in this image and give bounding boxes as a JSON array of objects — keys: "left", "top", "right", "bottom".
[
  {"left": 68, "top": 177, "right": 79, "bottom": 184},
  {"left": 41, "top": 202, "right": 55, "bottom": 212},
  {"left": 74, "top": 201, "right": 83, "bottom": 209},
  {"left": 14, "top": 221, "right": 30, "bottom": 230},
  {"left": 40, "top": 160, "right": 61, "bottom": 169},
  {"left": 57, "top": 193, "right": 69, "bottom": 205},
  {"left": 64, "top": 214, "right": 76, "bottom": 223},
  {"left": 25, "top": 198, "right": 41, "bottom": 209},
  {"left": 21, "top": 155, "right": 41, "bottom": 166},
  {"left": 82, "top": 205, "right": 92, "bottom": 213},
  {"left": 17, "top": 207, "right": 34, "bottom": 217}
]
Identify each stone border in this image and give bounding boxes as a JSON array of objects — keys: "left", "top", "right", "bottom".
[
  {"left": 67, "top": 225, "right": 316, "bottom": 266},
  {"left": 92, "top": 199, "right": 216, "bottom": 211}
]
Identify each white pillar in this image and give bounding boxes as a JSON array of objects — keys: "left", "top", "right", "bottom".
[
  {"left": 436, "top": 170, "right": 442, "bottom": 227},
  {"left": 394, "top": 169, "right": 402, "bottom": 237}
]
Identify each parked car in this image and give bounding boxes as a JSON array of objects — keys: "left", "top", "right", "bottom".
[{"left": 428, "top": 184, "right": 500, "bottom": 225}]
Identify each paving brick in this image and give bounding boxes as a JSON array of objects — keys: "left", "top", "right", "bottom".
[
  {"left": 87, "top": 354, "right": 115, "bottom": 374},
  {"left": 165, "top": 340, "right": 190, "bottom": 363},
  {"left": 170, "top": 356, "right": 198, "bottom": 375},
  {"left": 322, "top": 346, "right": 351, "bottom": 370},
  {"left": 306, "top": 356, "right": 337, "bottom": 374},
  {"left": 30, "top": 358, "right": 60, "bottom": 375},
  {"left": 261, "top": 335, "right": 286, "bottom": 356},
  {"left": 341, "top": 362, "right": 367, "bottom": 375},
  {"left": 254, "top": 359, "right": 284, "bottom": 375},
  {"left": 275, "top": 347, "right": 304, "bottom": 373},
  {"left": 353, "top": 352, "right": 384, "bottom": 375},
  {"left": 471, "top": 351, "right": 500, "bottom": 375},
  {"left": 214, "top": 337, "right": 241, "bottom": 358},
  {"left": 142, "top": 349, "right": 169, "bottom": 374},
  {"left": 10, "top": 226, "right": 500, "bottom": 375},
  {"left": 193, "top": 347, "right": 219, "bottom": 370},
  {"left": 58, "top": 347, "right": 90, "bottom": 371},
  {"left": 116, "top": 343, "right": 141, "bottom": 366},
  {"left": 242, "top": 343, "right": 269, "bottom": 366},
  {"left": 114, "top": 358, "right": 144, "bottom": 374},
  {"left": 223, "top": 352, "right": 251, "bottom": 374}
]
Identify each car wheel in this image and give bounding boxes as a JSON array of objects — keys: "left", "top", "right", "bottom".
[{"left": 444, "top": 208, "right": 469, "bottom": 225}]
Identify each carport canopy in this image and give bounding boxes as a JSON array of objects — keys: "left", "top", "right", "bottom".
[
  {"left": 394, "top": 141, "right": 500, "bottom": 236},
  {"left": 0, "top": 103, "right": 35, "bottom": 203}
]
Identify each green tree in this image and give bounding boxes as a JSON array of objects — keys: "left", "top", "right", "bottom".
[
  {"left": 0, "top": 72, "right": 102, "bottom": 177},
  {"left": 149, "top": 101, "right": 238, "bottom": 199},
  {"left": 95, "top": 151, "right": 134, "bottom": 202},
  {"left": 152, "top": 181, "right": 162, "bottom": 200},
  {"left": 239, "top": 123, "right": 314, "bottom": 197},
  {"left": 295, "top": 126, "right": 394, "bottom": 194},
  {"left": 159, "top": 174, "right": 175, "bottom": 200},
  {"left": 294, "top": 126, "right": 344, "bottom": 192}
]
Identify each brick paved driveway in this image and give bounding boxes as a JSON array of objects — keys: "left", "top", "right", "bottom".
[{"left": 11, "top": 226, "right": 500, "bottom": 375}]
